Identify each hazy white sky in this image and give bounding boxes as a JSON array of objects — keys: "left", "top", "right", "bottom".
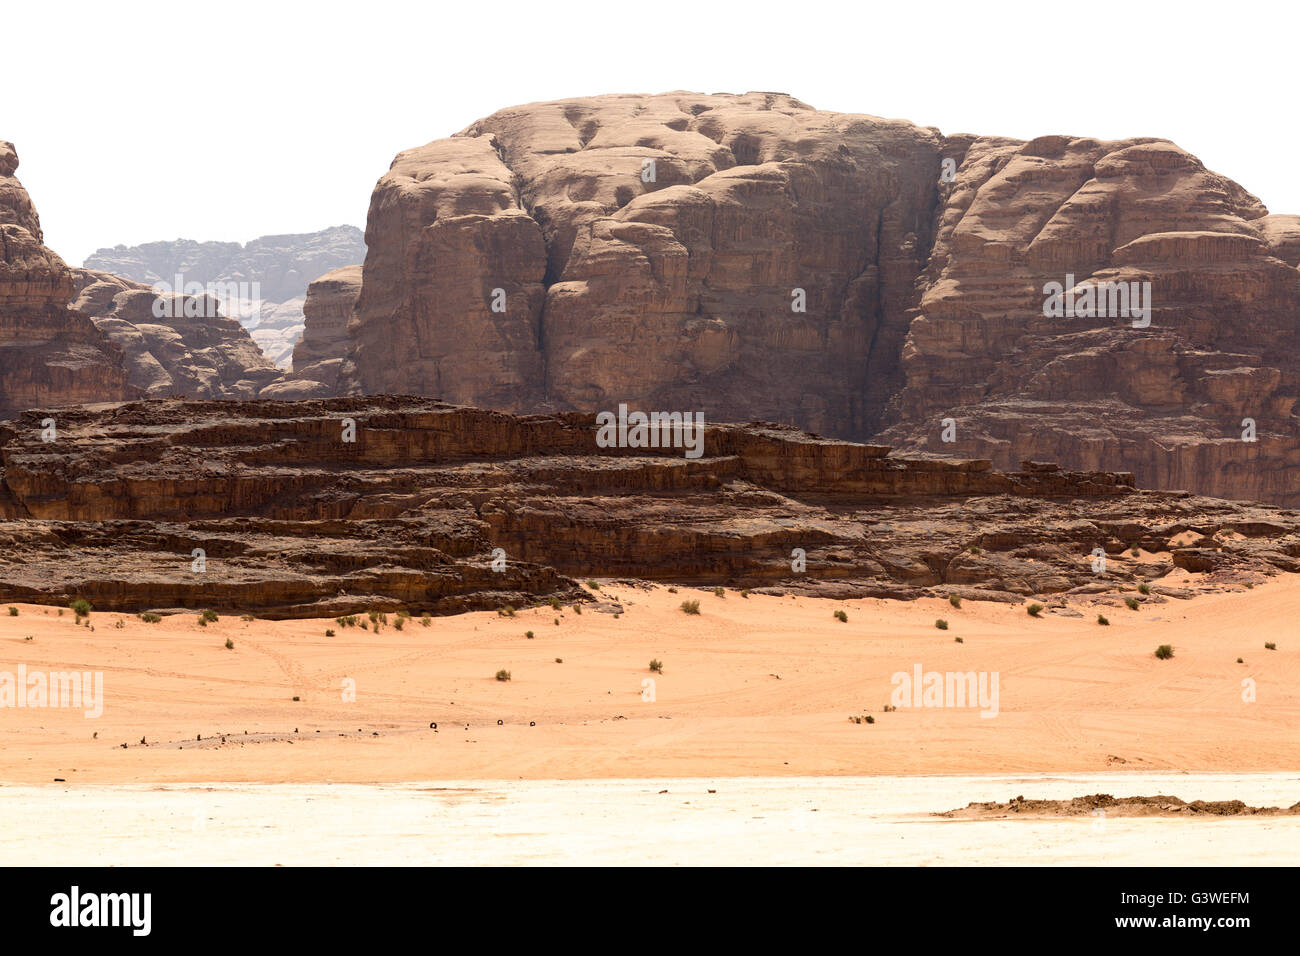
[{"left": 7, "top": 0, "right": 1295, "bottom": 264}]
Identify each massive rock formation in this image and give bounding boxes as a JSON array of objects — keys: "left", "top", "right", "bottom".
[
  {"left": 85, "top": 225, "right": 365, "bottom": 368},
  {"left": 259, "top": 265, "right": 361, "bottom": 399},
  {"left": 876, "top": 135, "right": 1300, "bottom": 506},
  {"left": 0, "top": 142, "right": 136, "bottom": 418},
  {"left": 342, "top": 92, "right": 939, "bottom": 432},
  {"left": 0, "top": 396, "right": 1295, "bottom": 618},
  {"left": 339, "top": 93, "right": 1300, "bottom": 505},
  {"left": 70, "top": 269, "right": 282, "bottom": 399}
]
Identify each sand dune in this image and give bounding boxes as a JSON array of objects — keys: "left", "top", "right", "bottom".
[{"left": 1, "top": 575, "right": 1297, "bottom": 784}]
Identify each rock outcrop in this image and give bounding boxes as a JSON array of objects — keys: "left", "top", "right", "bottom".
[
  {"left": 0, "top": 396, "right": 1295, "bottom": 618},
  {"left": 85, "top": 225, "right": 365, "bottom": 368},
  {"left": 0, "top": 142, "right": 137, "bottom": 418},
  {"left": 259, "top": 265, "right": 361, "bottom": 399},
  {"left": 339, "top": 93, "right": 1300, "bottom": 505},
  {"left": 70, "top": 269, "right": 282, "bottom": 399}
]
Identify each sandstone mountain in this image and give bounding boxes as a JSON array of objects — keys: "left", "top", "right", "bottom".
[
  {"left": 336, "top": 92, "right": 1300, "bottom": 505},
  {"left": 0, "top": 397, "right": 1294, "bottom": 618},
  {"left": 85, "top": 225, "right": 366, "bottom": 368},
  {"left": 0, "top": 142, "right": 137, "bottom": 418}
]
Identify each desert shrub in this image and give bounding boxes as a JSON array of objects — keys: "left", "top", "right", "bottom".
[
  {"left": 969, "top": 546, "right": 982, "bottom": 555},
  {"left": 421, "top": 615, "right": 431, "bottom": 627},
  {"left": 741, "top": 589, "right": 750, "bottom": 599},
  {"left": 649, "top": 659, "right": 663, "bottom": 673},
  {"left": 498, "top": 605, "right": 516, "bottom": 617},
  {"left": 7, "top": 607, "right": 16, "bottom": 617},
  {"left": 549, "top": 596, "right": 562, "bottom": 610},
  {"left": 525, "top": 630, "right": 534, "bottom": 639},
  {"left": 555, "top": 658, "right": 563, "bottom": 663},
  {"left": 393, "top": 618, "right": 404, "bottom": 631},
  {"left": 139, "top": 612, "right": 161, "bottom": 623},
  {"left": 1098, "top": 614, "right": 1110, "bottom": 626},
  {"left": 495, "top": 669, "right": 511, "bottom": 682},
  {"left": 224, "top": 638, "right": 234, "bottom": 650},
  {"left": 713, "top": 587, "right": 725, "bottom": 598},
  {"left": 834, "top": 609, "right": 848, "bottom": 622},
  {"left": 587, "top": 580, "right": 600, "bottom": 590},
  {"left": 864, "top": 715, "right": 875, "bottom": 724},
  {"left": 1125, "top": 597, "right": 1140, "bottom": 610},
  {"left": 1027, "top": 603, "right": 1043, "bottom": 617},
  {"left": 667, "top": 587, "right": 678, "bottom": 594},
  {"left": 1154, "top": 644, "right": 1173, "bottom": 660},
  {"left": 935, "top": 619, "right": 948, "bottom": 630},
  {"left": 954, "top": 636, "right": 964, "bottom": 643},
  {"left": 572, "top": 604, "right": 582, "bottom": 615},
  {"left": 199, "top": 609, "right": 218, "bottom": 624},
  {"left": 325, "top": 629, "right": 336, "bottom": 637},
  {"left": 1236, "top": 657, "right": 1244, "bottom": 663},
  {"left": 240, "top": 613, "right": 255, "bottom": 622},
  {"left": 70, "top": 599, "right": 92, "bottom": 618},
  {"left": 680, "top": 600, "right": 700, "bottom": 615},
  {"left": 1265, "top": 642, "right": 1277, "bottom": 650},
  {"left": 948, "top": 595, "right": 962, "bottom": 609},
  {"left": 1138, "top": 583, "right": 1151, "bottom": 595}
]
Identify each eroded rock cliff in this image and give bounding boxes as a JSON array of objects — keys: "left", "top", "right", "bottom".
[
  {"left": 0, "top": 142, "right": 137, "bottom": 417},
  {"left": 339, "top": 93, "right": 1300, "bottom": 505}
]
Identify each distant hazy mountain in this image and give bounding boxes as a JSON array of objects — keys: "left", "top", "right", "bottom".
[{"left": 84, "top": 225, "right": 365, "bottom": 368}]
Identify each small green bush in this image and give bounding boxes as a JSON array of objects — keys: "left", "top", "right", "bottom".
[
  {"left": 1098, "top": 614, "right": 1110, "bottom": 626},
  {"left": 1265, "top": 642, "right": 1277, "bottom": 650},
  {"left": 325, "top": 629, "right": 335, "bottom": 637},
  {"left": 498, "top": 605, "right": 516, "bottom": 617},
  {"left": 1027, "top": 603, "right": 1043, "bottom": 617},
  {"left": 680, "top": 600, "right": 700, "bottom": 615},
  {"left": 7, "top": 607, "right": 17, "bottom": 617},
  {"left": 393, "top": 617, "right": 404, "bottom": 630},
  {"left": 495, "top": 669, "right": 511, "bottom": 682},
  {"left": 1125, "top": 597, "right": 1140, "bottom": 610},
  {"left": 420, "top": 614, "right": 431, "bottom": 627},
  {"left": 948, "top": 594, "right": 962, "bottom": 609},
  {"left": 199, "top": 609, "right": 218, "bottom": 623},
  {"left": 1154, "top": 644, "right": 1173, "bottom": 660},
  {"left": 586, "top": 580, "right": 600, "bottom": 590},
  {"left": 70, "top": 599, "right": 92, "bottom": 618},
  {"left": 525, "top": 630, "right": 534, "bottom": 639},
  {"left": 713, "top": 587, "right": 725, "bottom": 598},
  {"left": 970, "top": 545, "right": 982, "bottom": 555},
  {"left": 741, "top": 589, "right": 750, "bottom": 598},
  {"left": 549, "top": 596, "right": 562, "bottom": 610},
  {"left": 935, "top": 619, "right": 948, "bottom": 630},
  {"left": 1138, "top": 583, "right": 1151, "bottom": 595},
  {"left": 954, "top": 636, "right": 963, "bottom": 643},
  {"left": 834, "top": 609, "right": 848, "bottom": 623},
  {"left": 224, "top": 638, "right": 234, "bottom": 650},
  {"left": 139, "top": 612, "right": 162, "bottom": 623},
  {"left": 649, "top": 659, "right": 663, "bottom": 673}
]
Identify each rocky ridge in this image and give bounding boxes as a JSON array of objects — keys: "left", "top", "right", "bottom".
[{"left": 0, "top": 396, "right": 1295, "bottom": 618}]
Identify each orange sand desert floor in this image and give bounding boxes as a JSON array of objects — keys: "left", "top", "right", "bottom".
[{"left": 1, "top": 572, "right": 1298, "bottom": 784}]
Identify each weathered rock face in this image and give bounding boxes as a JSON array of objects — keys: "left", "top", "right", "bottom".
[
  {"left": 877, "top": 135, "right": 1300, "bottom": 506},
  {"left": 0, "top": 397, "right": 1295, "bottom": 618},
  {"left": 259, "top": 265, "right": 361, "bottom": 399},
  {"left": 70, "top": 269, "right": 282, "bottom": 400},
  {"left": 0, "top": 142, "right": 137, "bottom": 418},
  {"left": 84, "top": 225, "right": 365, "bottom": 368},
  {"left": 340, "top": 94, "right": 1300, "bottom": 506},
  {"left": 342, "top": 92, "right": 942, "bottom": 432}
]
